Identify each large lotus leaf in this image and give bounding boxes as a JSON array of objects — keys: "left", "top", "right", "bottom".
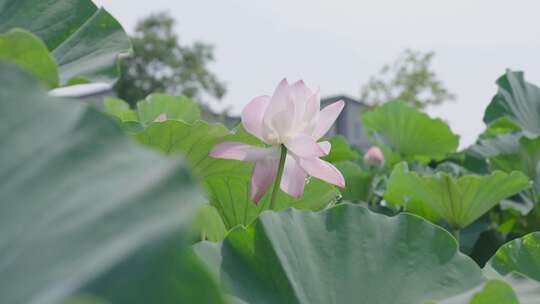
[
  {"left": 104, "top": 100, "right": 340, "bottom": 229},
  {"left": 0, "top": 29, "right": 58, "bottom": 87},
  {"left": 362, "top": 100, "right": 459, "bottom": 162},
  {"left": 0, "top": 0, "right": 131, "bottom": 85},
  {"left": 484, "top": 71, "right": 540, "bottom": 138},
  {"left": 194, "top": 204, "right": 484, "bottom": 304},
  {"left": 385, "top": 163, "right": 530, "bottom": 229},
  {"left": 0, "top": 63, "right": 223, "bottom": 304}
]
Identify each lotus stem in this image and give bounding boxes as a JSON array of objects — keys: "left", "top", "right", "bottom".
[
  {"left": 451, "top": 228, "right": 460, "bottom": 244},
  {"left": 269, "top": 145, "right": 287, "bottom": 210}
]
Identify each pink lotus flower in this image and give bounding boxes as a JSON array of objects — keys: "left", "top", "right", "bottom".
[
  {"left": 210, "top": 79, "right": 346, "bottom": 203},
  {"left": 363, "top": 146, "right": 385, "bottom": 166}
]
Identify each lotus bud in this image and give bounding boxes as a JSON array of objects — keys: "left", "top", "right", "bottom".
[{"left": 364, "top": 146, "right": 384, "bottom": 166}]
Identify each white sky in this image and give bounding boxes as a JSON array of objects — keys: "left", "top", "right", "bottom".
[{"left": 94, "top": 0, "right": 540, "bottom": 147}]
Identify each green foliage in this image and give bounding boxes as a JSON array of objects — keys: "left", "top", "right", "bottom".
[
  {"left": 479, "top": 117, "right": 522, "bottom": 139},
  {"left": 0, "top": 63, "right": 222, "bottom": 304},
  {"left": 137, "top": 94, "right": 201, "bottom": 125},
  {"left": 467, "top": 133, "right": 521, "bottom": 159},
  {"left": 334, "top": 161, "right": 373, "bottom": 202},
  {"left": 193, "top": 205, "right": 228, "bottom": 242},
  {"left": 0, "top": 29, "right": 58, "bottom": 87},
  {"left": 490, "top": 136, "right": 540, "bottom": 201},
  {"left": 104, "top": 97, "right": 139, "bottom": 122},
  {"left": 360, "top": 49, "right": 455, "bottom": 109},
  {"left": 480, "top": 233, "right": 540, "bottom": 303},
  {"left": 114, "top": 13, "right": 225, "bottom": 105},
  {"left": 488, "top": 232, "right": 540, "bottom": 281},
  {"left": 435, "top": 280, "right": 519, "bottom": 304},
  {"left": 484, "top": 71, "right": 540, "bottom": 138},
  {"left": 0, "top": 0, "right": 132, "bottom": 86},
  {"left": 385, "top": 163, "right": 530, "bottom": 229},
  {"left": 321, "top": 135, "right": 359, "bottom": 163},
  {"left": 362, "top": 100, "right": 460, "bottom": 163},
  {"left": 467, "top": 280, "right": 519, "bottom": 304},
  {"left": 194, "top": 204, "right": 484, "bottom": 304},
  {"left": 6, "top": 0, "right": 540, "bottom": 300},
  {"left": 84, "top": 246, "right": 224, "bottom": 304}
]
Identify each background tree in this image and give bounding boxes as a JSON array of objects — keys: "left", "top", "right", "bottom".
[
  {"left": 360, "top": 49, "right": 455, "bottom": 109},
  {"left": 114, "top": 13, "right": 226, "bottom": 105}
]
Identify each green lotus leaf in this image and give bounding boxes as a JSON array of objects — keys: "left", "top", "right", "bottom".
[
  {"left": 0, "top": 0, "right": 131, "bottom": 85},
  {"left": 193, "top": 205, "right": 228, "bottom": 242},
  {"left": 136, "top": 94, "right": 201, "bottom": 125},
  {"left": 0, "top": 63, "right": 223, "bottom": 304},
  {"left": 194, "top": 204, "right": 484, "bottom": 304},
  {"left": 385, "top": 163, "right": 530, "bottom": 229},
  {"left": 334, "top": 161, "right": 373, "bottom": 202},
  {"left": 321, "top": 135, "right": 359, "bottom": 163},
  {"left": 467, "top": 133, "right": 521, "bottom": 159},
  {"left": 488, "top": 232, "right": 540, "bottom": 281},
  {"left": 362, "top": 100, "right": 459, "bottom": 162},
  {"left": 484, "top": 71, "right": 540, "bottom": 138},
  {"left": 84, "top": 246, "right": 224, "bottom": 304},
  {"left": 434, "top": 279, "right": 519, "bottom": 304},
  {"left": 479, "top": 233, "right": 540, "bottom": 304},
  {"left": 103, "top": 97, "right": 138, "bottom": 123},
  {"left": 490, "top": 136, "right": 540, "bottom": 201},
  {"left": 479, "top": 117, "right": 522, "bottom": 139},
  {"left": 0, "top": 29, "right": 58, "bottom": 87}
]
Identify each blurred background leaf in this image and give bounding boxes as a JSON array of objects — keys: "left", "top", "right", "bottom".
[
  {"left": 0, "top": 0, "right": 132, "bottom": 86},
  {"left": 0, "top": 62, "right": 224, "bottom": 304}
]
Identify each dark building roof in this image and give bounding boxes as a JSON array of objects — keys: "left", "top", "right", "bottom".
[{"left": 321, "top": 95, "right": 367, "bottom": 106}]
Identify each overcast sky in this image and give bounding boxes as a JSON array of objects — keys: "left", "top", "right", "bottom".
[{"left": 94, "top": 0, "right": 540, "bottom": 147}]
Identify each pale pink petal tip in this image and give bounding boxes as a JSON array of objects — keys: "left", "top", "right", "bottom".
[
  {"left": 313, "top": 100, "right": 345, "bottom": 140},
  {"left": 154, "top": 112, "right": 167, "bottom": 122},
  {"left": 318, "top": 141, "right": 331, "bottom": 155},
  {"left": 241, "top": 95, "right": 270, "bottom": 141},
  {"left": 300, "top": 158, "right": 345, "bottom": 188}
]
